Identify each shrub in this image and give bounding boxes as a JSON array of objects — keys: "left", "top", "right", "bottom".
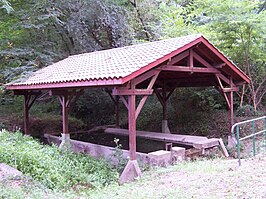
[
  {"left": 236, "top": 105, "right": 256, "bottom": 117},
  {"left": 0, "top": 130, "right": 119, "bottom": 190}
]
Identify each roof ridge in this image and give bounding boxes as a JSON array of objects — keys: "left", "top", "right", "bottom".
[{"left": 69, "top": 34, "right": 203, "bottom": 58}]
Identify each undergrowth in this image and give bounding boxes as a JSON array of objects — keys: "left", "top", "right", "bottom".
[{"left": 0, "top": 130, "right": 119, "bottom": 190}]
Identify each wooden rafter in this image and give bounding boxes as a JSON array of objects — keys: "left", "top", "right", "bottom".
[{"left": 168, "top": 50, "right": 189, "bottom": 65}]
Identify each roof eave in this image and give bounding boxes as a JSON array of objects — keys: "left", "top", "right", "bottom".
[{"left": 6, "top": 78, "right": 124, "bottom": 91}]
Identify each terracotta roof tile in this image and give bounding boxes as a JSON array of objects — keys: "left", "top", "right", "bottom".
[{"left": 10, "top": 34, "right": 202, "bottom": 86}]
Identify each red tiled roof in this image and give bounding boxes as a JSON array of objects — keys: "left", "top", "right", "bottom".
[{"left": 6, "top": 34, "right": 250, "bottom": 90}]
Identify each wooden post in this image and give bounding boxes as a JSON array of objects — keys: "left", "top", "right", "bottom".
[
  {"left": 61, "top": 95, "right": 69, "bottom": 135},
  {"left": 23, "top": 95, "right": 29, "bottom": 135},
  {"left": 155, "top": 87, "right": 175, "bottom": 134},
  {"left": 119, "top": 80, "right": 141, "bottom": 184},
  {"left": 106, "top": 90, "right": 120, "bottom": 128},
  {"left": 58, "top": 95, "right": 71, "bottom": 150},
  {"left": 22, "top": 92, "right": 39, "bottom": 135},
  {"left": 227, "top": 77, "right": 236, "bottom": 148},
  {"left": 115, "top": 96, "right": 120, "bottom": 128},
  {"left": 162, "top": 89, "right": 167, "bottom": 121},
  {"left": 128, "top": 90, "right": 136, "bottom": 160},
  {"left": 229, "top": 77, "right": 234, "bottom": 129}
]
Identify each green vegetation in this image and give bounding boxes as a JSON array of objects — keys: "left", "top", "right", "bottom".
[
  {"left": 0, "top": 130, "right": 118, "bottom": 190},
  {"left": 2, "top": 152, "right": 265, "bottom": 198}
]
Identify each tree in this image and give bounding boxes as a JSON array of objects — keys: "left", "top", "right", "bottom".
[{"left": 175, "top": 0, "right": 266, "bottom": 111}]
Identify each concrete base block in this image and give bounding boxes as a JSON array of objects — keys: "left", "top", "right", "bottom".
[
  {"left": 59, "top": 133, "right": 72, "bottom": 151},
  {"left": 227, "top": 135, "right": 237, "bottom": 149},
  {"left": 162, "top": 120, "right": 171, "bottom": 134},
  {"left": 171, "top": 147, "right": 185, "bottom": 162},
  {"left": 148, "top": 150, "right": 171, "bottom": 166},
  {"left": 0, "top": 163, "right": 22, "bottom": 180},
  {"left": 119, "top": 160, "right": 141, "bottom": 184}
]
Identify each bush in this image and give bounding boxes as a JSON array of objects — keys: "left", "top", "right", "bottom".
[
  {"left": 236, "top": 105, "right": 256, "bottom": 117},
  {"left": 0, "top": 130, "right": 119, "bottom": 190}
]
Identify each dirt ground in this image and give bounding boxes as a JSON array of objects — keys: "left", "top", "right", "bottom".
[{"left": 90, "top": 154, "right": 266, "bottom": 199}]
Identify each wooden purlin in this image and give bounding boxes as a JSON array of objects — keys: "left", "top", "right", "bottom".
[{"left": 112, "top": 88, "right": 153, "bottom": 96}]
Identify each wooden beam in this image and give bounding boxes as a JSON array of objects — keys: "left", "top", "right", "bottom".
[
  {"left": 168, "top": 50, "right": 189, "bottom": 65},
  {"left": 49, "top": 89, "right": 84, "bottom": 96},
  {"left": 161, "top": 65, "right": 220, "bottom": 74},
  {"left": 214, "top": 63, "right": 226, "bottom": 69},
  {"left": 120, "top": 96, "right": 129, "bottom": 110},
  {"left": 215, "top": 75, "right": 230, "bottom": 108},
  {"left": 193, "top": 51, "right": 214, "bottom": 68},
  {"left": 189, "top": 49, "right": 194, "bottom": 69},
  {"left": 13, "top": 90, "right": 41, "bottom": 96},
  {"left": 112, "top": 88, "right": 153, "bottom": 96},
  {"left": 135, "top": 72, "right": 159, "bottom": 119},
  {"left": 222, "top": 87, "right": 239, "bottom": 92},
  {"left": 135, "top": 96, "right": 148, "bottom": 119},
  {"left": 134, "top": 69, "right": 160, "bottom": 85}
]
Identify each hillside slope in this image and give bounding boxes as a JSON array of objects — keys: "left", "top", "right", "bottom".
[{"left": 90, "top": 155, "right": 266, "bottom": 199}]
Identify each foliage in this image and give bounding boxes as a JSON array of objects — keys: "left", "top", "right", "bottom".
[
  {"left": 185, "top": 0, "right": 266, "bottom": 110},
  {"left": 0, "top": 0, "right": 265, "bottom": 136},
  {"left": 72, "top": 89, "right": 117, "bottom": 127},
  {"left": 0, "top": 0, "right": 13, "bottom": 13},
  {"left": 112, "top": 137, "right": 127, "bottom": 174},
  {"left": 0, "top": 130, "right": 118, "bottom": 190},
  {"left": 236, "top": 105, "right": 256, "bottom": 117}
]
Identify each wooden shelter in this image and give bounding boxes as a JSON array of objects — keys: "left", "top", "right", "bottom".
[{"left": 6, "top": 34, "right": 250, "bottom": 183}]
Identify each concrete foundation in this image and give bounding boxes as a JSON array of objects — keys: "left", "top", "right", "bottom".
[
  {"left": 59, "top": 133, "right": 71, "bottom": 150},
  {"left": 162, "top": 120, "right": 171, "bottom": 134},
  {"left": 119, "top": 160, "right": 141, "bottom": 184},
  {"left": 172, "top": 147, "right": 185, "bottom": 162},
  {"left": 227, "top": 135, "right": 237, "bottom": 149},
  {"left": 148, "top": 150, "right": 172, "bottom": 166}
]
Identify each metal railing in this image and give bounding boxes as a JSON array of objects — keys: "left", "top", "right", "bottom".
[{"left": 231, "top": 115, "right": 266, "bottom": 166}]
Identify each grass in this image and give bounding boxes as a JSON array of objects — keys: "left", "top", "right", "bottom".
[
  {"left": 0, "top": 130, "right": 118, "bottom": 191},
  {"left": 89, "top": 155, "right": 266, "bottom": 199},
  {"left": 1, "top": 155, "right": 265, "bottom": 198}
]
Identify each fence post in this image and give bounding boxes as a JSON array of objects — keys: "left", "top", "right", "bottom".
[
  {"left": 252, "top": 121, "right": 256, "bottom": 156},
  {"left": 236, "top": 125, "right": 241, "bottom": 166},
  {"left": 264, "top": 118, "right": 266, "bottom": 149}
]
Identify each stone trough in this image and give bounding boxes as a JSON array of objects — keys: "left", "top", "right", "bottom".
[{"left": 44, "top": 134, "right": 186, "bottom": 167}]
